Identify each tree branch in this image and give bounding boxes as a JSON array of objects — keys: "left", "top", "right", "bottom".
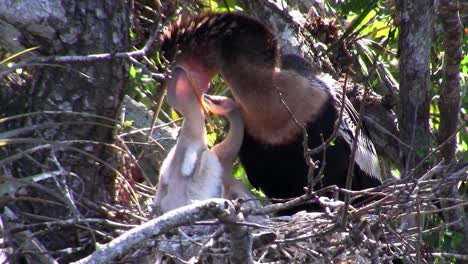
[
  {"left": 437, "top": 0, "right": 463, "bottom": 162},
  {"left": 71, "top": 199, "right": 253, "bottom": 264}
]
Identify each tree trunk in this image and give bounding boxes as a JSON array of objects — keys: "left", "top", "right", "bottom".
[
  {"left": 437, "top": 0, "right": 462, "bottom": 163},
  {"left": 27, "top": 0, "right": 129, "bottom": 203},
  {"left": 397, "top": 0, "right": 434, "bottom": 176},
  {"left": 0, "top": 0, "right": 129, "bottom": 261},
  {"left": 436, "top": 1, "right": 466, "bottom": 260}
]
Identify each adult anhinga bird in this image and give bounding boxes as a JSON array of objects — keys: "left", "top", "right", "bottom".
[
  {"left": 160, "top": 12, "right": 382, "bottom": 212},
  {"left": 153, "top": 67, "right": 223, "bottom": 214},
  {"left": 203, "top": 94, "right": 260, "bottom": 209}
]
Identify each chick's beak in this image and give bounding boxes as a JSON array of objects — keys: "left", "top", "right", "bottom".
[
  {"left": 202, "top": 94, "right": 213, "bottom": 108},
  {"left": 184, "top": 72, "right": 216, "bottom": 129},
  {"left": 185, "top": 71, "right": 211, "bottom": 115}
]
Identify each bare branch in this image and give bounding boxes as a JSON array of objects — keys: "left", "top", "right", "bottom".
[{"left": 71, "top": 199, "right": 249, "bottom": 264}]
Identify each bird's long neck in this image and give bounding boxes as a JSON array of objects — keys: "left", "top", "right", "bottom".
[
  {"left": 220, "top": 58, "right": 278, "bottom": 115},
  {"left": 220, "top": 59, "right": 330, "bottom": 145},
  {"left": 178, "top": 107, "right": 207, "bottom": 146},
  {"left": 212, "top": 110, "right": 244, "bottom": 164}
]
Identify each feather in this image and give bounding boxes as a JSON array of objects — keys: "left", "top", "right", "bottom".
[{"left": 181, "top": 145, "right": 199, "bottom": 177}]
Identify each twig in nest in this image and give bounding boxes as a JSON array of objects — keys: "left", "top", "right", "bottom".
[{"left": 71, "top": 199, "right": 253, "bottom": 264}]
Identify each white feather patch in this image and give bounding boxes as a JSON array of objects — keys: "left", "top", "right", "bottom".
[
  {"left": 181, "top": 146, "right": 199, "bottom": 176},
  {"left": 318, "top": 73, "right": 382, "bottom": 182},
  {"left": 338, "top": 126, "right": 382, "bottom": 181},
  {"left": 354, "top": 139, "right": 382, "bottom": 181}
]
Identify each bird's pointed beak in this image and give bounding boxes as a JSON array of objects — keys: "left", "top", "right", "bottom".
[
  {"left": 184, "top": 72, "right": 217, "bottom": 129},
  {"left": 202, "top": 94, "right": 213, "bottom": 108},
  {"left": 180, "top": 70, "right": 210, "bottom": 116}
]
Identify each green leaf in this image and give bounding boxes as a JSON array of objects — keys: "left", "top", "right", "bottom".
[
  {"left": 324, "top": 0, "right": 379, "bottom": 55},
  {"left": 391, "top": 168, "right": 400, "bottom": 178},
  {"left": 129, "top": 64, "right": 137, "bottom": 79},
  {"left": 124, "top": 120, "right": 134, "bottom": 127},
  {"left": 154, "top": 51, "right": 163, "bottom": 68},
  {"left": 357, "top": 55, "right": 369, "bottom": 76},
  {"left": 207, "top": 132, "right": 217, "bottom": 148}
]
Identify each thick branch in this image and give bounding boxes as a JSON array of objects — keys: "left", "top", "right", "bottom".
[
  {"left": 437, "top": 0, "right": 463, "bottom": 162},
  {"left": 398, "top": 0, "right": 435, "bottom": 176},
  {"left": 71, "top": 199, "right": 253, "bottom": 264}
]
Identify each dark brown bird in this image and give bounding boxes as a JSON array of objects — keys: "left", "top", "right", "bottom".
[{"left": 160, "top": 12, "right": 382, "bottom": 213}]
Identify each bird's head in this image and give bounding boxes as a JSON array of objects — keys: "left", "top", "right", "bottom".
[
  {"left": 203, "top": 94, "right": 237, "bottom": 116},
  {"left": 166, "top": 67, "right": 209, "bottom": 114},
  {"left": 160, "top": 12, "right": 280, "bottom": 111}
]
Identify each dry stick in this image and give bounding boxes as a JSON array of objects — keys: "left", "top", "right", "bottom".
[
  {"left": 49, "top": 150, "right": 99, "bottom": 245},
  {"left": 49, "top": 151, "right": 81, "bottom": 216},
  {"left": 1, "top": 120, "right": 116, "bottom": 139},
  {"left": 115, "top": 136, "right": 155, "bottom": 187},
  {"left": 352, "top": 161, "right": 445, "bottom": 218},
  {"left": 66, "top": 146, "right": 143, "bottom": 214},
  {"left": 338, "top": 29, "right": 392, "bottom": 224},
  {"left": 0, "top": 2, "right": 184, "bottom": 79},
  {"left": 0, "top": 111, "right": 169, "bottom": 154},
  {"left": 127, "top": 56, "right": 160, "bottom": 80},
  {"left": 421, "top": 218, "right": 464, "bottom": 235},
  {"left": 340, "top": 84, "right": 369, "bottom": 226},
  {"left": 195, "top": 227, "right": 225, "bottom": 257},
  {"left": 148, "top": 83, "right": 167, "bottom": 140},
  {"left": 71, "top": 199, "right": 248, "bottom": 264},
  {"left": 396, "top": 125, "right": 465, "bottom": 226},
  {"left": 193, "top": 220, "right": 267, "bottom": 230},
  {"left": 277, "top": 224, "right": 339, "bottom": 244},
  {"left": 416, "top": 193, "right": 422, "bottom": 264},
  {"left": 363, "top": 116, "right": 412, "bottom": 150},
  {"left": 93, "top": 200, "right": 148, "bottom": 222},
  {"left": 250, "top": 193, "right": 315, "bottom": 215},
  {"left": 274, "top": 71, "right": 348, "bottom": 197},
  {"left": 413, "top": 253, "right": 468, "bottom": 262},
  {"left": 273, "top": 84, "right": 316, "bottom": 197},
  {"left": 226, "top": 216, "right": 254, "bottom": 264},
  {"left": 9, "top": 218, "right": 137, "bottom": 234},
  {"left": 309, "top": 134, "right": 328, "bottom": 190},
  {"left": 0, "top": 48, "right": 165, "bottom": 80},
  {"left": 394, "top": 201, "right": 468, "bottom": 218},
  {"left": 405, "top": 123, "right": 466, "bottom": 180},
  {"left": 0, "top": 172, "right": 69, "bottom": 206},
  {"left": 308, "top": 73, "right": 348, "bottom": 156},
  {"left": 307, "top": 74, "right": 349, "bottom": 191}
]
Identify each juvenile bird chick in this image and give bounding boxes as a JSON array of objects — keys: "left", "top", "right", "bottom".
[
  {"left": 153, "top": 67, "right": 223, "bottom": 214},
  {"left": 203, "top": 94, "right": 260, "bottom": 210}
]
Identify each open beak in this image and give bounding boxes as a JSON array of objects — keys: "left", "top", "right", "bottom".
[
  {"left": 202, "top": 94, "right": 213, "bottom": 106},
  {"left": 183, "top": 71, "right": 217, "bottom": 129}
]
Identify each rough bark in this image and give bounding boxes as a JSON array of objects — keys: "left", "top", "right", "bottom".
[
  {"left": 27, "top": 0, "right": 129, "bottom": 200},
  {"left": 437, "top": 0, "right": 463, "bottom": 163},
  {"left": 436, "top": 2, "right": 466, "bottom": 260},
  {"left": 0, "top": 0, "right": 129, "bottom": 261},
  {"left": 397, "top": 0, "right": 435, "bottom": 176},
  {"left": 438, "top": 164, "right": 468, "bottom": 260}
]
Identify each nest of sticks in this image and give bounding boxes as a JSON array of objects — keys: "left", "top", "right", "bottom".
[{"left": 71, "top": 162, "right": 466, "bottom": 264}]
